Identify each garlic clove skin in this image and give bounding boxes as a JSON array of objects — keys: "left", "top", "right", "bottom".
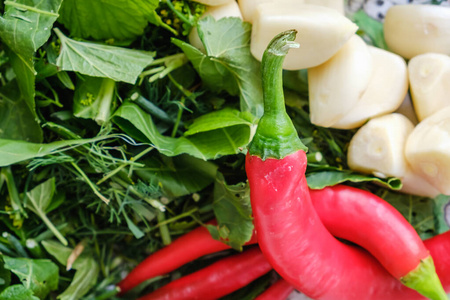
[
  {"left": 384, "top": 5, "right": 450, "bottom": 59},
  {"left": 408, "top": 53, "right": 450, "bottom": 122},
  {"left": 332, "top": 46, "right": 408, "bottom": 129},
  {"left": 405, "top": 106, "right": 450, "bottom": 196},
  {"left": 237, "top": 0, "right": 344, "bottom": 23},
  {"left": 348, "top": 114, "right": 414, "bottom": 179},
  {"left": 250, "top": 3, "right": 357, "bottom": 70},
  {"left": 308, "top": 34, "right": 372, "bottom": 127},
  {"left": 188, "top": 1, "right": 243, "bottom": 52}
]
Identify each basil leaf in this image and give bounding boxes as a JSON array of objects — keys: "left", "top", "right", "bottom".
[
  {"left": 54, "top": 29, "right": 154, "bottom": 84},
  {"left": 3, "top": 256, "right": 59, "bottom": 299}
]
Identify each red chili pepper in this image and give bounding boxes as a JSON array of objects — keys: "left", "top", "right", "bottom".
[
  {"left": 245, "top": 30, "right": 446, "bottom": 300},
  {"left": 117, "top": 221, "right": 257, "bottom": 294},
  {"left": 254, "top": 278, "right": 294, "bottom": 300},
  {"left": 310, "top": 185, "right": 436, "bottom": 284},
  {"left": 137, "top": 247, "right": 271, "bottom": 300}
]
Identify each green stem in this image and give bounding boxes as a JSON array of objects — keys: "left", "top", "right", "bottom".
[
  {"left": 171, "top": 97, "right": 185, "bottom": 137},
  {"left": 157, "top": 211, "right": 172, "bottom": 246},
  {"left": 71, "top": 162, "right": 110, "bottom": 204},
  {"left": 401, "top": 255, "right": 447, "bottom": 300},
  {"left": 38, "top": 210, "right": 68, "bottom": 246},
  {"left": 248, "top": 30, "right": 307, "bottom": 160}
]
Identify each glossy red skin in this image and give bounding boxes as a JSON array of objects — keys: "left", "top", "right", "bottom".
[
  {"left": 424, "top": 230, "right": 450, "bottom": 291},
  {"left": 310, "top": 185, "right": 429, "bottom": 279},
  {"left": 255, "top": 278, "right": 294, "bottom": 300},
  {"left": 246, "top": 150, "right": 422, "bottom": 300},
  {"left": 118, "top": 221, "right": 257, "bottom": 294},
  {"left": 137, "top": 247, "right": 271, "bottom": 300}
]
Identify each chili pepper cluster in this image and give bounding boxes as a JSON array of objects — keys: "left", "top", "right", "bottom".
[{"left": 116, "top": 32, "right": 450, "bottom": 300}]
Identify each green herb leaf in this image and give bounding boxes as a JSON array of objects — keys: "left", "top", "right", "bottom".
[
  {"left": 173, "top": 17, "right": 263, "bottom": 117},
  {"left": 54, "top": 28, "right": 155, "bottom": 84},
  {"left": 58, "top": 0, "right": 159, "bottom": 41},
  {"left": 306, "top": 167, "right": 402, "bottom": 190},
  {"left": 208, "top": 174, "right": 254, "bottom": 251},
  {"left": 0, "top": 258, "right": 11, "bottom": 293},
  {"left": 0, "top": 135, "right": 120, "bottom": 167},
  {"left": 73, "top": 77, "right": 116, "bottom": 125},
  {"left": 433, "top": 195, "right": 450, "bottom": 235},
  {"left": 136, "top": 154, "right": 217, "bottom": 198},
  {"left": 26, "top": 178, "right": 68, "bottom": 246},
  {"left": 41, "top": 241, "right": 99, "bottom": 300},
  {"left": 113, "top": 101, "right": 253, "bottom": 160},
  {"left": 184, "top": 108, "right": 256, "bottom": 136},
  {"left": 0, "top": 80, "right": 42, "bottom": 143},
  {"left": 3, "top": 255, "right": 58, "bottom": 299},
  {"left": 0, "top": 284, "right": 39, "bottom": 300},
  {"left": 0, "top": 0, "right": 63, "bottom": 73}
]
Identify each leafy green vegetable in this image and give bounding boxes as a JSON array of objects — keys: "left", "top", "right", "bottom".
[
  {"left": 208, "top": 173, "right": 254, "bottom": 251},
  {"left": 25, "top": 178, "right": 67, "bottom": 245},
  {"left": 42, "top": 241, "right": 99, "bottom": 300},
  {"left": 352, "top": 10, "right": 388, "bottom": 50},
  {"left": 58, "top": 0, "right": 159, "bottom": 41},
  {"left": 135, "top": 154, "right": 218, "bottom": 198},
  {"left": 173, "top": 17, "right": 264, "bottom": 117},
  {"left": 3, "top": 255, "right": 58, "bottom": 299},
  {"left": 113, "top": 101, "right": 253, "bottom": 160},
  {"left": 0, "top": 284, "right": 39, "bottom": 300},
  {"left": 73, "top": 77, "right": 116, "bottom": 125},
  {"left": 0, "top": 259, "right": 11, "bottom": 293},
  {"left": 306, "top": 167, "right": 402, "bottom": 190},
  {"left": 54, "top": 28, "right": 155, "bottom": 84},
  {"left": 0, "top": 0, "right": 63, "bottom": 73},
  {"left": 0, "top": 80, "right": 42, "bottom": 142}
]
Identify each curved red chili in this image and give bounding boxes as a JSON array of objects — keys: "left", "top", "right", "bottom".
[
  {"left": 137, "top": 247, "right": 271, "bottom": 300},
  {"left": 245, "top": 30, "right": 446, "bottom": 300},
  {"left": 117, "top": 221, "right": 257, "bottom": 294},
  {"left": 254, "top": 278, "right": 294, "bottom": 300},
  {"left": 310, "top": 185, "right": 433, "bottom": 281}
]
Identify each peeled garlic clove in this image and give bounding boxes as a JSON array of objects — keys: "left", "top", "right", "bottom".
[
  {"left": 308, "top": 34, "right": 372, "bottom": 127},
  {"left": 400, "top": 167, "right": 441, "bottom": 198},
  {"left": 408, "top": 53, "right": 450, "bottom": 122},
  {"left": 348, "top": 114, "right": 414, "bottom": 179},
  {"left": 189, "top": 1, "right": 243, "bottom": 52},
  {"left": 332, "top": 46, "right": 408, "bottom": 129},
  {"left": 405, "top": 106, "right": 450, "bottom": 195},
  {"left": 192, "top": 0, "right": 235, "bottom": 6},
  {"left": 384, "top": 5, "right": 450, "bottom": 59},
  {"left": 250, "top": 3, "right": 357, "bottom": 70},
  {"left": 238, "top": 0, "right": 344, "bottom": 23}
]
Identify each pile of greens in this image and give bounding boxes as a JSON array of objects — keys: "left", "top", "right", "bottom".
[{"left": 0, "top": 1, "right": 448, "bottom": 299}]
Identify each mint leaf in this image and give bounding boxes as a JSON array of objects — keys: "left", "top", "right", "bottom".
[
  {"left": 3, "top": 256, "right": 58, "bottom": 299},
  {"left": 113, "top": 101, "right": 253, "bottom": 160},
  {"left": 0, "top": 285, "right": 39, "bottom": 300},
  {"left": 173, "top": 17, "right": 263, "bottom": 117},
  {"left": 42, "top": 241, "right": 99, "bottom": 300},
  {"left": 209, "top": 174, "right": 254, "bottom": 251},
  {"left": 54, "top": 28, "right": 155, "bottom": 84},
  {"left": 58, "top": 0, "right": 159, "bottom": 41}
]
